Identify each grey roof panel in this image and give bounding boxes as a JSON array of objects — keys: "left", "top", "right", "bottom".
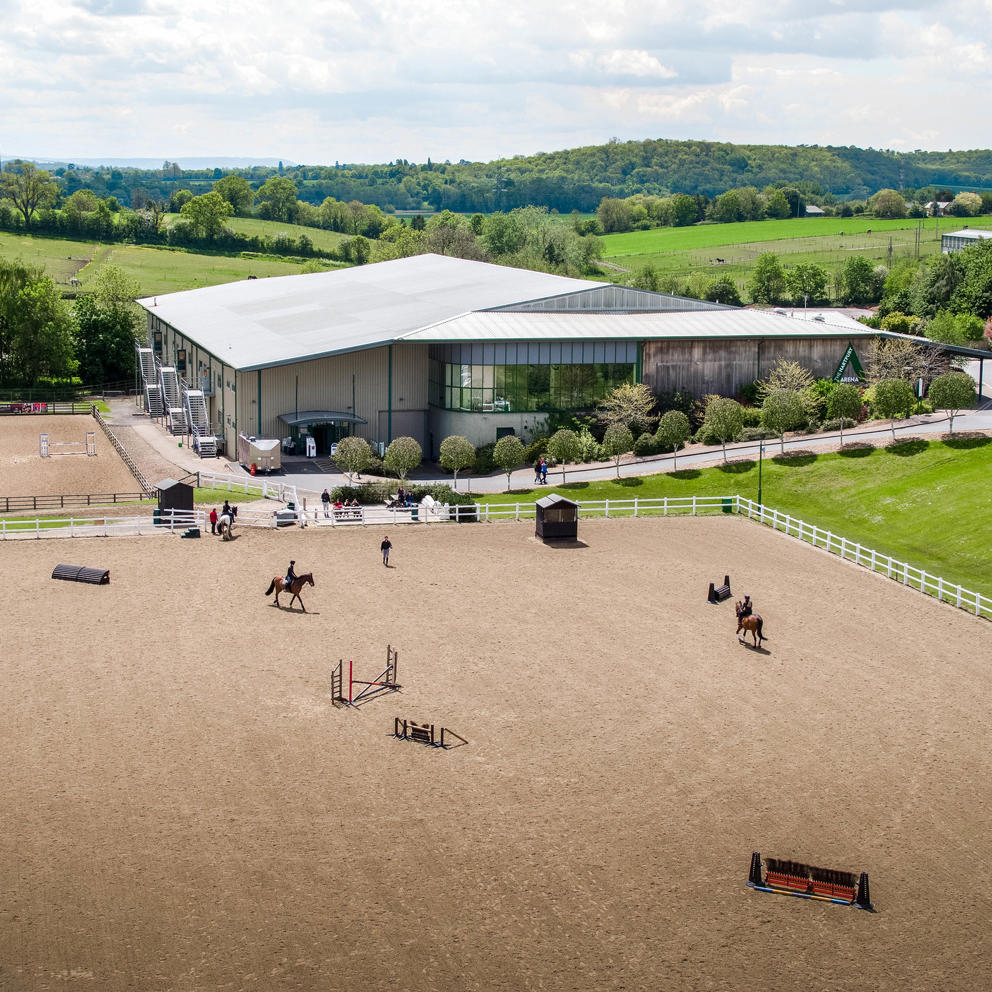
[
  {"left": 137, "top": 254, "right": 603, "bottom": 370},
  {"left": 404, "top": 308, "right": 878, "bottom": 342}
]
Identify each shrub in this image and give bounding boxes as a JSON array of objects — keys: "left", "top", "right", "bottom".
[
  {"left": 821, "top": 417, "right": 857, "bottom": 432},
  {"left": 576, "top": 427, "right": 602, "bottom": 462},
  {"left": 740, "top": 426, "right": 776, "bottom": 441},
  {"left": 740, "top": 406, "right": 763, "bottom": 427},
  {"left": 473, "top": 441, "right": 496, "bottom": 475},
  {"left": 523, "top": 437, "right": 548, "bottom": 462},
  {"left": 633, "top": 432, "right": 659, "bottom": 456},
  {"left": 331, "top": 482, "right": 394, "bottom": 504}
]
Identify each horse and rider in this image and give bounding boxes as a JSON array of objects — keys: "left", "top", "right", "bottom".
[
  {"left": 265, "top": 560, "right": 315, "bottom": 612},
  {"left": 735, "top": 594, "right": 766, "bottom": 648}
]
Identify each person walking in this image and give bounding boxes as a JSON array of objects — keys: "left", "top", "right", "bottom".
[
  {"left": 540, "top": 458, "right": 548, "bottom": 484},
  {"left": 380, "top": 535, "right": 392, "bottom": 566},
  {"left": 534, "top": 459, "right": 542, "bottom": 484},
  {"left": 209, "top": 507, "right": 218, "bottom": 535},
  {"left": 321, "top": 488, "right": 331, "bottom": 518}
]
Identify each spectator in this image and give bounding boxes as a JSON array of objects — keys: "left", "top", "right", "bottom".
[{"left": 321, "top": 488, "right": 331, "bottom": 518}]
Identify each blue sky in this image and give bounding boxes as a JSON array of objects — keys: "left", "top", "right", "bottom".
[{"left": 3, "top": 0, "right": 987, "bottom": 165}]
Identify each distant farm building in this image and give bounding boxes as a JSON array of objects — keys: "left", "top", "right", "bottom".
[{"left": 942, "top": 229, "right": 992, "bottom": 253}]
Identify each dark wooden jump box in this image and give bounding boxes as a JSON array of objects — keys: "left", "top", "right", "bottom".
[
  {"left": 707, "top": 574, "right": 732, "bottom": 604},
  {"left": 394, "top": 717, "right": 467, "bottom": 748}
]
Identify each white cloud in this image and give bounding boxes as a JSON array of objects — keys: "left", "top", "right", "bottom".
[{"left": 0, "top": 0, "right": 989, "bottom": 162}]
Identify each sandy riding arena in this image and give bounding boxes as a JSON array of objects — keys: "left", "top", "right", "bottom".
[
  {"left": 2, "top": 517, "right": 990, "bottom": 992},
  {"left": 0, "top": 415, "right": 139, "bottom": 496}
]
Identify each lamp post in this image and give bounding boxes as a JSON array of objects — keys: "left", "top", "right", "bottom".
[{"left": 757, "top": 440, "right": 765, "bottom": 507}]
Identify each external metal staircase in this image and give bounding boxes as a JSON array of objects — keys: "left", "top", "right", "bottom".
[
  {"left": 182, "top": 378, "right": 216, "bottom": 458},
  {"left": 159, "top": 366, "right": 186, "bottom": 435},
  {"left": 137, "top": 347, "right": 164, "bottom": 417}
]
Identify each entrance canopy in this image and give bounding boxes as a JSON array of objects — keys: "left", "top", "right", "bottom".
[{"left": 278, "top": 410, "right": 368, "bottom": 428}]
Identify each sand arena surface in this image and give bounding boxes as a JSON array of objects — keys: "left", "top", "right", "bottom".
[
  {"left": 0, "top": 415, "right": 140, "bottom": 497},
  {"left": 2, "top": 518, "right": 991, "bottom": 992}
]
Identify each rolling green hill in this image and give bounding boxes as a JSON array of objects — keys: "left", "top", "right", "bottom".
[{"left": 0, "top": 231, "right": 316, "bottom": 297}]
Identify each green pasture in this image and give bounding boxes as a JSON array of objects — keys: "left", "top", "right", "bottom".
[
  {"left": 473, "top": 438, "right": 992, "bottom": 597},
  {"left": 78, "top": 245, "right": 306, "bottom": 297},
  {"left": 161, "top": 214, "right": 350, "bottom": 253},
  {"left": 0, "top": 231, "right": 309, "bottom": 296},
  {"left": 0, "top": 231, "right": 101, "bottom": 285},
  {"left": 600, "top": 216, "right": 973, "bottom": 257},
  {"left": 597, "top": 216, "right": 992, "bottom": 287}
]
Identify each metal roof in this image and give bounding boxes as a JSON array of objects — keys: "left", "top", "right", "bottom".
[
  {"left": 137, "top": 254, "right": 603, "bottom": 371},
  {"left": 401, "top": 308, "right": 879, "bottom": 343},
  {"left": 944, "top": 229, "right": 992, "bottom": 240}
]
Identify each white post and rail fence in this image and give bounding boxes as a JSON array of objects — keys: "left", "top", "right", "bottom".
[{"left": 2, "top": 491, "right": 988, "bottom": 621}]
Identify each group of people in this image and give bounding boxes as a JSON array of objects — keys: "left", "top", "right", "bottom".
[
  {"left": 321, "top": 489, "right": 361, "bottom": 518},
  {"left": 208, "top": 500, "right": 238, "bottom": 537},
  {"left": 387, "top": 487, "right": 416, "bottom": 509},
  {"left": 533, "top": 458, "right": 549, "bottom": 484}
]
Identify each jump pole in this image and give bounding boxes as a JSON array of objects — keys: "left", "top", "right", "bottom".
[{"left": 344, "top": 646, "right": 400, "bottom": 706}]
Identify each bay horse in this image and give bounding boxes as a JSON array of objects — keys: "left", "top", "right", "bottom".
[
  {"left": 735, "top": 600, "right": 765, "bottom": 648},
  {"left": 265, "top": 572, "right": 314, "bottom": 612}
]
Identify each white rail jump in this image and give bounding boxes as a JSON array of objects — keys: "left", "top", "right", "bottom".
[{"left": 40, "top": 432, "right": 96, "bottom": 457}]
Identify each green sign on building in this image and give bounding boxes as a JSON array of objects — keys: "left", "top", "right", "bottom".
[{"left": 832, "top": 344, "right": 865, "bottom": 384}]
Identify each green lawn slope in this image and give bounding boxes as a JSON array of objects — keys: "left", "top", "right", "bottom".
[{"left": 473, "top": 438, "right": 992, "bottom": 597}]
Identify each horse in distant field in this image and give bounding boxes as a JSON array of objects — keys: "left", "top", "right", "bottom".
[
  {"left": 735, "top": 600, "right": 765, "bottom": 648},
  {"left": 265, "top": 572, "right": 314, "bottom": 612}
]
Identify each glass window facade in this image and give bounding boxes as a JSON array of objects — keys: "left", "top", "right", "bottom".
[{"left": 429, "top": 360, "right": 635, "bottom": 413}]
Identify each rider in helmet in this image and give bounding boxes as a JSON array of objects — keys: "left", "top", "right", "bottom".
[
  {"left": 284, "top": 560, "right": 298, "bottom": 590},
  {"left": 740, "top": 594, "right": 753, "bottom": 619}
]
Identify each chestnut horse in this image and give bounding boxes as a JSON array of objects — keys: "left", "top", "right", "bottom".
[
  {"left": 265, "top": 572, "right": 314, "bottom": 612},
  {"left": 735, "top": 600, "right": 765, "bottom": 648}
]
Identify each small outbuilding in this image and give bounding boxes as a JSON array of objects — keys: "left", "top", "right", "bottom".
[
  {"left": 535, "top": 493, "right": 578, "bottom": 541},
  {"left": 156, "top": 477, "right": 195, "bottom": 516}
]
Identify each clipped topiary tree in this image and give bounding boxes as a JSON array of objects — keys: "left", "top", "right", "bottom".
[
  {"left": 546, "top": 428, "right": 580, "bottom": 484},
  {"left": 703, "top": 397, "right": 744, "bottom": 462},
  {"left": 439, "top": 434, "right": 476, "bottom": 490},
  {"left": 761, "top": 389, "right": 805, "bottom": 454},
  {"left": 928, "top": 371, "right": 976, "bottom": 433},
  {"left": 383, "top": 436, "right": 422, "bottom": 481},
  {"left": 872, "top": 378, "right": 917, "bottom": 440},
  {"left": 655, "top": 410, "right": 691, "bottom": 470},
  {"left": 492, "top": 434, "right": 525, "bottom": 491},
  {"left": 827, "top": 382, "right": 862, "bottom": 447},
  {"left": 601, "top": 423, "right": 634, "bottom": 479},
  {"left": 332, "top": 436, "right": 372, "bottom": 484}
]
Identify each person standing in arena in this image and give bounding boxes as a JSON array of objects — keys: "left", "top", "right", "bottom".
[{"left": 380, "top": 535, "right": 392, "bottom": 566}]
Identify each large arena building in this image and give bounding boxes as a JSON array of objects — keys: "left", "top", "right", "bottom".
[{"left": 137, "top": 254, "right": 888, "bottom": 459}]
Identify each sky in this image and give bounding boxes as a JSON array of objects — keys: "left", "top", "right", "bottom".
[{"left": 2, "top": 0, "right": 989, "bottom": 166}]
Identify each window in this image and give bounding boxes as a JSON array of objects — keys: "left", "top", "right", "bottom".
[{"left": 429, "top": 360, "right": 635, "bottom": 413}]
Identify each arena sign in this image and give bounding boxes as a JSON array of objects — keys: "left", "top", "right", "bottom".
[{"left": 832, "top": 344, "right": 865, "bottom": 384}]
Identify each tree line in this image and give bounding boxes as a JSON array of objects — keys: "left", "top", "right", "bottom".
[
  {"left": 0, "top": 261, "right": 139, "bottom": 390},
  {"left": 10, "top": 138, "right": 992, "bottom": 215}
]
